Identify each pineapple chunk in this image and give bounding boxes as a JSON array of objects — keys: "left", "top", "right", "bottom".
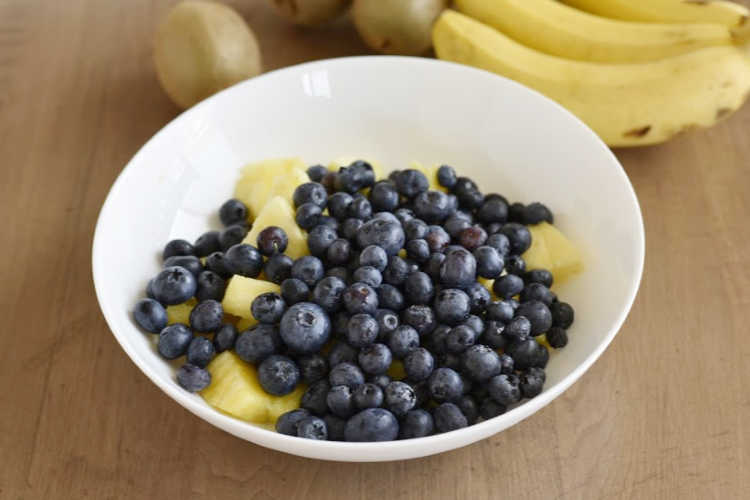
[
  {"left": 236, "top": 316, "right": 255, "bottom": 332},
  {"left": 201, "top": 351, "right": 304, "bottom": 423},
  {"left": 222, "top": 275, "right": 280, "bottom": 319},
  {"left": 166, "top": 298, "right": 197, "bottom": 325},
  {"left": 408, "top": 161, "right": 446, "bottom": 192},
  {"left": 388, "top": 360, "right": 406, "bottom": 380},
  {"left": 237, "top": 166, "right": 309, "bottom": 220},
  {"left": 240, "top": 157, "right": 305, "bottom": 178},
  {"left": 523, "top": 222, "right": 583, "bottom": 284},
  {"left": 235, "top": 157, "right": 305, "bottom": 214},
  {"left": 243, "top": 196, "right": 308, "bottom": 260},
  {"left": 328, "top": 157, "right": 386, "bottom": 181}
]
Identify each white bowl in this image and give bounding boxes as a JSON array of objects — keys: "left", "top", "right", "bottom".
[{"left": 93, "top": 56, "right": 644, "bottom": 462}]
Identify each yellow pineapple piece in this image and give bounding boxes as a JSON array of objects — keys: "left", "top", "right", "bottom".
[
  {"left": 235, "top": 158, "right": 305, "bottom": 216},
  {"left": 523, "top": 222, "right": 583, "bottom": 285},
  {"left": 328, "top": 157, "right": 386, "bottom": 181},
  {"left": 242, "top": 196, "right": 309, "bottom": 260},
  {"left": 240, "top": 167, "right": 309, "bottom": 220},
  {"left": 201, "top": 351, "right": 304, "bottom": 423},
  {"left": 388, "top": 360, "right": 406, "bottom": 380},
  {"left": 235, "top": 316, "right": 255, "bottom": 332},
  {"left": 166, "top": 298, "right": 197, "bottom": 325},
  {"left": 478, "top": 277, "right": 495, "bottom": 298},
  {"left": 222, "top": 275, "right": 280, "bottom": 319}
]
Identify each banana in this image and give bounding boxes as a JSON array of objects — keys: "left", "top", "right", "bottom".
[
  {"left": 454, "top": 0, "right": 731, "bottom": 63},
  {"left": 432, "top": 10, "right": 750, "bottom": 147},
  {"left": 561, "top": 0, "right": 749, "bottom": 28}
]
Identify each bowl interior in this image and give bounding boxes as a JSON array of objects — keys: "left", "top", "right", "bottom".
[{"left": 93, "top": 56, "right": 643, "bottom": 461}]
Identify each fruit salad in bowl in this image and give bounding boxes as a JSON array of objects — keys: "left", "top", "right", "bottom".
[{"left": 92, "top": 56, "right": 643, "bottom": 461}]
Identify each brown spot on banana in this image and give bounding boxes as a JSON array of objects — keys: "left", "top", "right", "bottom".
[{"left": 623, "top": 126, "right": 652, "bottom": 138}]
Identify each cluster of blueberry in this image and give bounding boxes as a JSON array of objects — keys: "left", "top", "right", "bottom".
[{"left": 133, "top": 159, "right": 575, "bottom": 442}]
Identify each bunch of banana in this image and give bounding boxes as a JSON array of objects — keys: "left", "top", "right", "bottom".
[{"left": 432, "top": 0, "right": 750, "bottom": 147}]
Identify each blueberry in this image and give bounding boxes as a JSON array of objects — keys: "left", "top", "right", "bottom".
[
  {"left": 457, "top": 395, "right": 479, "bottom": 424},
  {"left": 347, "top": 194, "right": 372, "bottom": 220},
  {"left": 443, "top": 217, "right": 469, "bottom": 241},
  {"left": 258, "top": 355, "right": 299, "bottom": 396},
  {"left": 218, "top": 199, "right": 247, "bottom": 226},
  {"left": 330, "top": 312, "right": 350, "bottom": 339},
  {"left": 481, "top": 320, "right": 507, "bottom": 350},
  {"left": 335, "top": 161, "right": 375, "bottom": 193},
  {"left": 324, "top": 414, "right": 346, "bottom": 441},
  {"left": 176, "top": 363, "right": 211, "bottom": 392},
  {"left": 296, "top": 203, "right": 322, "bottom": 230},
  {"left": 369, "top": 181, "right": 399, "bottom": 212},
  {"left": 163, "top": 239, "right": 195, "bottom": 260},
  {"left": 439, "top": 248, "right": 476, "bottom": 287},
  {"left": 186, "top": 336, "right": 215, "bottom": 367},
  {"left": 520, "top": 368, "right": 545, "bottom": 398},
  {"left": 403, "top": 347, "right": 434, "bottom": 382},
  {"left": 493, "top": 274, "right": 524, "bottom": 300},
  {"left": 428, "top": 367, "right": 464, "bottom": 403},
  {"left": 413, "top": 190, "right": 451, "bottom": 223},
  {"left": 499, "top": 354, "right": 514, "bottom": 375},
  {"left": 383, "top": 256, "right": 410, "bottom": 285},
  {"left": 402, "top": 305, "right": 436, "bottom": 336},
  {"left": 404, "top": 219, "right": 428, "bottom": 241},
  {"left": 189, "top": 299, "right": 223, "bottom": 333},
  {"left": 337, "top": 218, "right": 361, "bottom": 242},
  {"left": 196, "top": 270, "right": 226, "bottom": 302},
  {"left": 263, "top": 254, "right": 293, "bottom": 284},
  {"left": 369, "top": 373, "right": 391, "bottom": 389},
  {"left": 327, "top": 385, "right": 356, "bottom": 418},
  {"left": 486, "top": 300, "right": 515, "bottom": 323},
  {"left": 394, "top": 207, "right": 415, "bottom": 225},
  {"left": 310, "top": 276, "right": 346, "bottom": 313},
  {"left": 318, "top": 215, "right": 339, "bottom": 232},
  {"left": 477, "top": 197, "right": 509, "bottom": 224},
  {"left": 523, "top": 202, "right": 554, "bottom": 225},
  {"left": 345, "top": 408, "right": 399, "bottom": 442},
  {"left": 235, "top": 324, "right": 281, "bottom": 363},
  {"left": 297, "top": 416, "right": 328, "bottom": 440},
  {"left": 462, "top": 345, "right": 502, "bottom": 382},
  {"left": 377, "top": 285, "right": 405, "bottom": 311},
  {"left": 458, "top": 226, "right": 487, "bottom": 251},
  {"left": 486, "top": 233, "right": 511, "bottom": 257},
  {"left": 521, "top": 283, "right": 556, "bottom": 306},
  {"left": 219, "top": 224, "right": 248, "bottom": 251},
  {"left": 194, "top": 231, "right": 221, "bottom": 257},
  {"left": 395, "top": 169, "right": 429, "bottom": 198},
  {"left": 433, "top": 288, "right": 471, "bottom": 326},
  {"left": 348, "top": 383, "right": 383, "bottom": 410},
  {"left": 205, "top": 252, "right": 234, "bottom": 279},
  {"left": 465, "top": 282, "right": 491, "bottom": 315},
  {"left": 358, "top": 343, "right": 393, "bottom": 375},
  {"left": 436, "top": 165, "right": 457, "bottom": 189},
  {"left": 473, "top": 246, "right": 504, "bottom": 279},
  {"left": 251, "top": 293, "right": 286, "bottom": 324},
  {"left": 446, "top": 325, "right": 476, "bottom": 353},
  {"left": 405, "top": 239, "right": 430, "bottom": 264},
  {"left": 505, "top": 254, "right": 526, "bottom": 276},
  {"left": 164, "top": 255, "right": 203, "bottom": 278},
  {"left": 329, "top": 362, "right": 365, "bottom": 388},
  {"left": 433, "top": 403, "right": 468, "bottom": 433},
  {"left": 507, "top": 202, "right": 525, "bottom": 223},
  {"left": 297, "top": 354, "right": 328, "bottom": 384},
  {"left": 524, "top": 269, "right": 554, "bottom": 288},
  {"left": 425, "top": 225, "right": 450, "bottom": 252},
  {"left": 347, "top": 313, "right": 379, "bottom": 348},
  {"left": 356, "top": 219, "right": 405, "bottom": 256},
  {"left": 505, "top": 316, "right": 532, "bottom": 341},
  {"left": 146, "top": 279, "right": 157, "bottom": 300},
  {"left": 307, "top": 225, "right": 338, "bottom": 257},
  {"left": 307, "top": 164, "right": 328, "bottom": 182},
  {"left": 291, "top": 256, "right": 325, "bottom": 287},
  {"left": 293, "top": 182, "right": 327, "bottom": 209},
  {"left": 388, "top": 325, "right": 420, "bottom": 359},
  {"left": 499, "top": 223, "right": 532, "bottom": 255},
  {"left": 328, "top": 341, "right": 358, "bottom": 367},
  {"left": 225, "top": 244, "right": 263, "bottom": 278},
  {"left": 325, "top": 266, "right": 350, "bottom": 283},
  {"left": 488, "top": 373, "right": 521, "bottom": 406},
  {"left": 484, "top": 222, "right": 504, "bottom": 235},
  {"left": 383, "top": 381, "right": 416, "bottom": 417},
  {"left": 213, "top": 323, "right": 237, "bottom": 353},
  {"left": 276, "top": 408, "right": 311, "bottom": 435},
  {"left": 546, "top": 326, "right": 568, "bottom": 348},
  {"left": 423, "top": 253, "right": 444, "bottom": 282},
  {"left": 439, "top": 352, "right": 463, "bottom": 371},
  {"left": 515, "top": 300, "right": 552, "bottom": 336},
  {"left": 358, "top": 245, "right": 388, "bottom": 271},
  {"left": 151, "top": 266, "right": 197, "bottom": 305},
  {"left": 328, "top": 192, "right": 353, "bottom": 220},
  {"left": 157, "top": 323, "right": 193, "bottom": 359},
  {"left": 279, "top": 302, "right": 331, "bottom": 354},
  {"left": 403, "top": 271, "right": 434, "bottom": 305},
  {"left": 551, "top": 302, "right": 575, "bottom": 329},
  {"left": 427, "top": 324, "right": 451, "bottom": 354},
  {"left": 352, "top": 266, "right": 382, "bottom": 288},
  {"left": 133, "top": 298, "right": 168, "bottom": 333},
  {"left": 301, "top": 380, "right": 331, "bottom": 415},
  {"left": 479, "top": 398, "right": 507, "bottom": 420},
  {"left": 506, "top": 338, "right": 549, "bottom": 370},
  {"left": 256, "top": 226, "right": 288, "bottom": 256},
  {"left": 457, "top": 188, "right": 483, "bottom": 210},
  {"left": 280, "top": 278, "right": 310, "bottom": 305},
  {"left": 342, "top": 282, "right": 378, "bottom": 315}
]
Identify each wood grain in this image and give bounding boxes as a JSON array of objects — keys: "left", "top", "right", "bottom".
[{"left": 1, "top": 1, "right": 748, "bottom": 498}]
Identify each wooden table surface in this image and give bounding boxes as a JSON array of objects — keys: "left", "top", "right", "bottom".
[{"left": 2, "top": 0, "right": 749, "bottom": 498}]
